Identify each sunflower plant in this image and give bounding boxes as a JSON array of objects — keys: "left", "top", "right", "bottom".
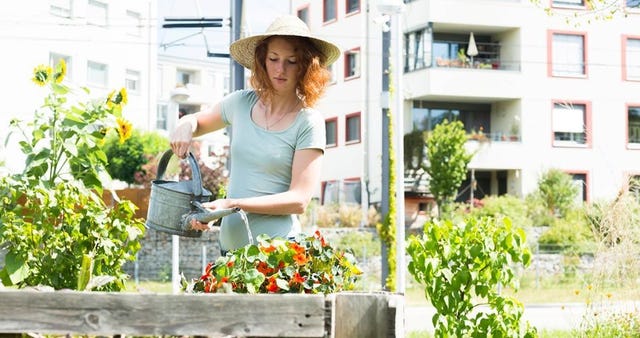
[
  {"left": 182, "top": 231, "right": 362, "bottom": 294},
  {"left": 0, "top": 60, "right": 145, "bottom": 291}
]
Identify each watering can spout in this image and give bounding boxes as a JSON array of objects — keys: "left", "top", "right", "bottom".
[{"left": 181, "top": 201, "right": 241, "bottom": 230}]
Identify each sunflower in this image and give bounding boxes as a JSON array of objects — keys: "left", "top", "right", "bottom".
[
  {"left": 32, "top": 65, "right": 52, "bottom": 86},
  {"left": 106, "top": 88, "right": 128, "bottom": 108},
  {"left": 53, "top": 59, "right": 66, "bottom": 83},
  {"left": 116, "top": 117, "right": 133, "bottom": 144}
]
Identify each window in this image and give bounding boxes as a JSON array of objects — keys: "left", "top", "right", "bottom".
[
  {"left": 49, "top": 53, "right": 71, "bottom": 81},
  {"left": 87, "top": 61, "right": 108, "bottom": 87},
  {"left": 177, "top": 69, "right": 197, "bottom": 85},
  {"left": 50, "top": 0, "right": 72, "bottom": 18},
  {"left": 125, "top": 69, "right": 140, "bottom": 94},
  {"left": 570, "top": 173, "right": 587, "bottom": 203},
  {"left": 346, "top": 0, "right": 360, "bottom": 14},
  {"left": 322, "top": 180, "right": 339, "bottom": 205},
  {"left": 87, "top": 0, "right": 108, "bottom": 27},
  {"left": 343, "top": 179, "right": 362, "bottom": 205},
  {"left": 552, "top": 0, "right": 585, "bottom": 7},
  {"left": 156, "top": 103, "right": 168, "bottom": 130},
  {"left": 344, "top": 48, "right": 360, "bottom": 79},
  {"left": 627, "top": 0, "right": 640, "bottom": 8},
  {"left": 327, "top": 63, "right": 337, "bottom": 83},
  {"left": 550, "top": 32, "right": 587, "bottom": 77},
  {"left": 628, "top": 106, "right": 640, "bottom": 146},
  {"left": 325, "top": 118, "right": 337, "bottom": 147},
  {"left": 552, "top": 102, "right": 589, "bottom": 146},
  {"left": 411, "top": 101, "right": 491, "bottom": 134},
  {"left": 126, "top": 10, "right": 141, "bottom": 36},
  {"left": 297, "top": 6, "right": 309, "bottom": 24},
  {"left": 345, "top": 112, "right": 361, "bottom": 144},
  {"left": 623, "top": 37, "right": 640, "bottom": 81},
  {"left": 323, "top": 0, "right": 337, "bottom": 23},
  {"left": 405, "top": 28, "right": 432, "bottom": 71},
  {"left": 321, "top": 179, "right": 361, "bottom": 205}
]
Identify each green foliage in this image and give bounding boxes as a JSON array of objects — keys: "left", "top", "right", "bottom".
[
  {"left": 458, "top": 195, "right": 532, "bottom": 230},
  {"left": 530, "top": 168, "right": 578, "bottom": 219},
  {"left": 425, "top": 119, "right": 473, "bottom": 215},
  {"left": 0, "top": 60, "right": 145, "bottom": 291},
  {"left": 103, "top": 130, "right": 147, "bottom": 185},
  {"left": 378, "top": 99, "right": 397, "bottom": 291},
  {"left": 334, "top": 231, "right": 381, "bottom": 259},
  {"left": 407, "top": 216, "right": 538, "bottom": 338},
  {"left": 537, "top": 208, "right": 596, "bottom": 254}
]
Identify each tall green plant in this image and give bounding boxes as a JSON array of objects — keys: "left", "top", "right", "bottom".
[
  {"left": 531, "top": 168, "right": 578, "bottom": 218},
  {"left": 425, "top": 119, "right": 472, "bottom": 216},
  {"left": 408, "top": 216, "right": 537, "bottom": 338},
  {"left": 0, "top": 60, "right": 145, "bottom": 291}
]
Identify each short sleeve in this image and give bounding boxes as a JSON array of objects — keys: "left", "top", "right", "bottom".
[
  {"left": 296, "top": 109, "right": 326, "bottom": 153},
  {"left": 220, "top": 90, "right": 257, "bottom": 126}
]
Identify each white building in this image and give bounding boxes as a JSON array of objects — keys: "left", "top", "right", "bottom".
[
  {"left": 0, "top": 0, "right": 158, "bottom": 172},
  {"left": 290, "top": 0, "right": 640, "bottom": 221}
]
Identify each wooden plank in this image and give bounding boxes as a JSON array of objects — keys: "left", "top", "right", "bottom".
[
  {"left": 0, "top": 290, "right": 326, "bottom": 337},
  {"left": 330, "top": 292, "right": 404, "bottom": 338}
]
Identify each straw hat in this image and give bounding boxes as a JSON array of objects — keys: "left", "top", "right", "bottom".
[{"left": 229, "top": 15, "right": 340, "bottom": 69}]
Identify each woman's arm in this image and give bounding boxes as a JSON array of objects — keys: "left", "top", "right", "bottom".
[
  {"left": 170, "top": 102, "right": 226, "bottom": 159},
  {"left": 200, "top": 148, "right": 323, "bottom": 215}
]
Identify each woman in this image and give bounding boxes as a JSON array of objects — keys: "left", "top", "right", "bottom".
[{"left": 170, "top": 15, "right": 340, "bottom": 252}]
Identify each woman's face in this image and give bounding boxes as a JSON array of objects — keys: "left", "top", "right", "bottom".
[{"left": 264, "top": 37, "right": 300, "bottom": 94}]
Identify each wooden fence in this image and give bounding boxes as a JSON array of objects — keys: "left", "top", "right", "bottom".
[{"left": 0, "top": 290, "right": 403, "bottom": 338}]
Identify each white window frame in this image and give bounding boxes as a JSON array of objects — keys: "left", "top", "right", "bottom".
[
  {"left": 345, "top": 112, "right": 361, "bottom": 144},
  {"left": 625, "top": 38, "right": 640, "bottom": 81},
  {"left": 87, "top": 61, "right": 108, "bottom": 87},
  {"left": 325, "top": 118, "right": 338, "bottom": 147},
  {"left": 125, "top": 69, "right": 140, "bottom": 94},
  {"left": 50, "top": 0, "right": 73, "bottom": 18},
  {"left": 125, "top": 10, "right": 141, "bottom": 36},
  {"left": 177, "top": 69, "right": 197, "bottom": 85},
  {"left": 87, "top": 0, "right": 108, "bottom": 27},
  {"left": 344, "top": 48, "right": 361, "bottom": 79},
  {"left": 551, "top": 33, "right": 586, "bottom": 77},
  {"left": 552, "top": 102, "right": 587, "bottom": 147},
  {"left": 156, "top": 103, "right": 168, "bottom": 130}
]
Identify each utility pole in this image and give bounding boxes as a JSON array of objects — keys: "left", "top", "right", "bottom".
[{"left": 380, "top": 27, "right": 391, "bottom": 290}]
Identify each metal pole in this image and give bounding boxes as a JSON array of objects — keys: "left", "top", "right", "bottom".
[
  {"left": 380, "top": 27, "right": 391, "bottom": 290},
  {"left": 391, "top": 12, "right": 406, "bottom": 294},
  {"left": 171, "top": 235, "right": 180, "bottom": 294}
]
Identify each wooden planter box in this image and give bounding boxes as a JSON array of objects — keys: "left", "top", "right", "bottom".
[{"left": 0, "top": 290, "right": 403, "bottom": 337}]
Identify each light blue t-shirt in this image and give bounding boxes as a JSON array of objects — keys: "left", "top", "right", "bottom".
[{"left": 218, "top": 89, "right": 326, "bottom": 251}]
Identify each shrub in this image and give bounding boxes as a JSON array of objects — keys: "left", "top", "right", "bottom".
[{"left": 334, "top": 230, "right": 381, "bottom": 259}]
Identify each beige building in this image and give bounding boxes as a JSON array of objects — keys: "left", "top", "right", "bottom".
[{"left": 291, "top": 0, "right": 640, "bottom": 222}]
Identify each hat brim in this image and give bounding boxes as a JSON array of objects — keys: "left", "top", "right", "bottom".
[{"left": 229, "top": 33, "right": 340, "bottom": 70}]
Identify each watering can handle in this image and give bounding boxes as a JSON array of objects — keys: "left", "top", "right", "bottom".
[{"left": 156, "top": 149, "right": 203, "bottom": 197}]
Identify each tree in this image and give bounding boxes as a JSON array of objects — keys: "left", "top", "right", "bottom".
[
  {"left": 530, "top": 0, "right": 638, "bottom": 26},
  {"left": 531, "top": 168, "right": 579, "bottom": 218},
  {"left": 425, "top": 119, "right": 473, "bottom": 216}
]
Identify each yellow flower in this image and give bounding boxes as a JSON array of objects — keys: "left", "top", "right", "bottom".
[
  {"left": 587, "top": 284, "right": 592, "bottom": 290},
  {"left": 53, "top": 59, "right": 66, "bottom": 83},
  {"left": 106, "top": 88, "right": 128, "bottom": 108},
  {"left": 606, "top": 293, "right": 612, "bottom": 299},
  {"left": 32, "top": 65, "right": 52, "bottom": 86},
  {"left": 574, "top": 289, "right": 580, "bottom": 296},
  {"left": 116, "top": 117, "right": 133, "bottom": 144},
  {"left": 117, "top": 88, "right": 128, "bottom": 105}
]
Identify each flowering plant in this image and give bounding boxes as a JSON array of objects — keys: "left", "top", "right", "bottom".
[
  {"left": 0, "top": 60, "right": 144, "bottom": 291},
  {"left": 182, "top": 231, "right": 362, "bottom": 294}
]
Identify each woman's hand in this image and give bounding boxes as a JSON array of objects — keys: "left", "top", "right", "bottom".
[
  {"left": 170, "top": 118, "right": 196, "bottom": 159},
  {"left": 190, "top": 198, "right": 238, "bottom": 231}
]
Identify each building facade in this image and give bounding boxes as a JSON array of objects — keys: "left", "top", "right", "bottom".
[{"left": 290, "top": 0, "right": 640, "bottom": 223}]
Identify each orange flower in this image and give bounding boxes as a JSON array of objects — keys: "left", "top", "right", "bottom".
[
  {"left": 256, "top": 261, "right": 273, "bottom": 276},
  {"left": 261, "top": 244, "right": 277, "bottom": 253},
  {"left": 226, "top": 260, "right": 234, "bottom": 268},
  {"left": 288, "top": 242, "right": 305, "bottom": 254},
  {"left": 290, "top": 272, "right": 306, "bottom": 285},
  {"left": 266, "top": 276, "right": 279, "bottom": 293},
  {"left": 293, "top": 253, "right": 308, "bottom": 266},
  {"left": 314, "top": 230, "right": 327, "bottom": 247}
]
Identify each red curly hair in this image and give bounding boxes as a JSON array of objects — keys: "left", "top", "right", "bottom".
[{"left": 250, "top": 36, "right": 332, "bottom": 108}]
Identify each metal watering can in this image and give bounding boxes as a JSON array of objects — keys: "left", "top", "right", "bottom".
[{"left": 145, "top": 149, "right": 239, "bottom": 237}]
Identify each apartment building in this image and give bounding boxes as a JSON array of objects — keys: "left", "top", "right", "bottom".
[
  {"left": 291, "top": 0, "right": 640, "bottom": 222},
  {"left": 0, "top": 0, "right": 157, "bottom": 172}
]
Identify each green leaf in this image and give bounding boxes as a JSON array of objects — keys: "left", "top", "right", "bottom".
[
  {"left": 1, "top": 252, "right": 30, "bottom": 285},
  {"left": 77, "top": 253, "right": 94, "bottom": 291}
]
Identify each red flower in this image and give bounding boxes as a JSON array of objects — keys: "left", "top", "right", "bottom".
[
  {"left": 314, "top": 230, "right": 327, "bottom": 247},
  {"left": 256, "top": 261, "right": 273, "bottom": 276},
  {"left": 290, "top": 272, "right": 306, "bottom": 285},
  {"left": 226, "top": 260, "right": 234, "bottom": 268},
  {"left": 266, "top": 276, "right": 279, "bottom": 293}
]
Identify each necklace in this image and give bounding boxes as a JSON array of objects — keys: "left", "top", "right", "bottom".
[{"left": 263, "top": 102, "right": 298, "bottom": 130}]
